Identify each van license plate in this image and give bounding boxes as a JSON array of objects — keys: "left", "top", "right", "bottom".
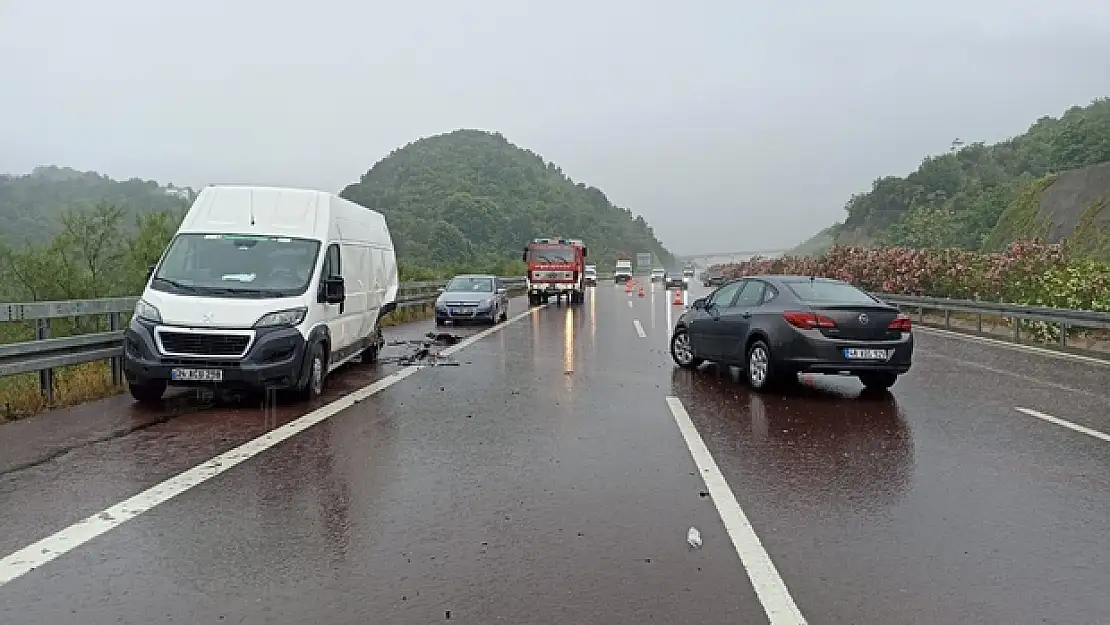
[
  {"left": 843, "top": 348, "right": 890, "bottom": 361},
  {"left": 171, "top": 368, "right": 223, "bottom": 381}
]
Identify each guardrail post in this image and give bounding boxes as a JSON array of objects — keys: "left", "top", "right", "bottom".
[
  {"left": 918, "top": 307, "right": 924, "bottom": 324},
  {"left": 36, "top": 319, "right": 54, "bottom": 403},
  {"left": 1012, "top": 316, "right": 1020, "bottom": 342},
  {"left": 976, "top": 314, "right": 983, "bottom": 333},
  {"left": 944, "top": 309, "right": 951, "bottom": 329},
  {"left": 1060, "top": 323, "right": 1068, "bottom": 347},
  {"left": 109, "top": 312, "right": 122, "bottom": 386}
]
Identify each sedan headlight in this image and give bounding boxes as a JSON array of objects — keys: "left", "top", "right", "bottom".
[
  {"left": 479, "top": 298, "right": 494, "bottom": 309},
  {"left": 254, "top": 307, "right": 307, "bottom": 328},
  {"left": 134, "top": 299, "right": 162, "bottom": 323}
]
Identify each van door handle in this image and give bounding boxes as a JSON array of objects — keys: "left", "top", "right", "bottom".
[{"left": 742, "top": 312, "right": 751, "bottom": 319}]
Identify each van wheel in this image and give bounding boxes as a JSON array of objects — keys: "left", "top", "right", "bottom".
[
  {"left": 362, "top": 327, "right": 384, "bottom": 363},
  {"left": 297, "top": 343, "right": 326, "bottom": 401},
  {"left": 129, "top": 380, "right": 166, "bottom": 404}
]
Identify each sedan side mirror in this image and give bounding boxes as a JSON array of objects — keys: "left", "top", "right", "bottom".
[
  {"left": 323, "top": 276, "right": 346, "bottom": 304},
  {"left": 692, "top": 297, "right": 706, "bottom": 309}
]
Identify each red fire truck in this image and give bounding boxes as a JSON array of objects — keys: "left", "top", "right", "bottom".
[{"left": 522, "top": 237, "right": 588, "bottom": 305}]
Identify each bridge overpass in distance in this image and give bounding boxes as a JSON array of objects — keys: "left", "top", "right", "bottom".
[{"left": 676, "top": 249, "right": 790, "bottom": 268}]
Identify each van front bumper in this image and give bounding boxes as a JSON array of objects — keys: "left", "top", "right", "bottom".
[{"left": 122, "top": 317, "right": 309, "bottom": 391}]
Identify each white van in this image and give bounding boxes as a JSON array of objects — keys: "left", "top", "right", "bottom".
[{"left": 122, "top": 185, "right": 399, "bottom": 403}]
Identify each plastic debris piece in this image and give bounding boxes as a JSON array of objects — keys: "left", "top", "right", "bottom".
[{"left": 687, "top": 527, "right": 702, "bottom": 548}]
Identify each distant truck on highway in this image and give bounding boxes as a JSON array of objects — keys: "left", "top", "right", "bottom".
[
  {"left": 124, "top": 185, "right": 399, "bottom": 404},
  {"left": 614, "top": 258, "right": 633, "bottom": 284},
  {"left": 522, "top": 237, "right": 587, "bottom": 305},
  {"left": 584, "top": 264, "right": 598, "bottom": 286}
]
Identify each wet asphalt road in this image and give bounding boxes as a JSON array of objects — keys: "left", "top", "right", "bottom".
[{"left": 1, "top": 283, "right": 1109, "bottom": 624}]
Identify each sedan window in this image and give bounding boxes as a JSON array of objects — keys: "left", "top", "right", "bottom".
[
  {"left": 733, "top": 280, "right": 765, "bottom": 307},
  {"left": 708, "top": 280, "right": 744, "bottom": 307}
]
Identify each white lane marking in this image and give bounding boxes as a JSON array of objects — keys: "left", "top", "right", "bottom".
[
  {"left": 628, "top": 300, "right": 633, "bottom": 308},
  {"left": 916, "top": 326, "right": 1110, "bottom": 367},
  {"left": 1015, "top": 407, "right": 1110, "bottom": 443},
  {"left": 665, "top": 397, "right": 807, "bottom": 625},
  {"left": 0, "top": 304, "right": 546, "bottom": 587},
  {"left": 665, "top": 293, "right": 673, "bottom": 341},
  {"left": 632, "top": 319, "right": 646, "bottom": 338}
]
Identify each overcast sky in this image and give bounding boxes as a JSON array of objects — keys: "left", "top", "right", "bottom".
[{"left": 2, "top": 0, "right": 1109, "bottom": 255}]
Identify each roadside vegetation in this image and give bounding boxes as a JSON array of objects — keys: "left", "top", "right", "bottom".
[
  {"left": 714, "top": 239, "right": 1110, "bottom": 343},
  {"left": 792, "top": 98, "right": 1110, "bottom": 260}
]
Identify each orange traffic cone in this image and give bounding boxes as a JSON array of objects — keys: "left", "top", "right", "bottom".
[
  {"left": 625, "top": 281, "right": 632, "bottom": 293},
  {"left": 638, "top": 285, "right": 645, "bottom": 297},
  {"left": 673, "top": 289, "right": 683, "bottom": 306}
]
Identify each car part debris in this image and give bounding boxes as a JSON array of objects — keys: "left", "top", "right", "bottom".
[
  {"left": 379, "top": 332, "right": 465, "bottom": 366},
  {"left": 687, "top": 526, "right": 702, "bottom": 548}
]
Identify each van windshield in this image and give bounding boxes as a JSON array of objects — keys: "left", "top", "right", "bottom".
[{"left": 151, "top": 233, "right": 321, "bottom": 298}]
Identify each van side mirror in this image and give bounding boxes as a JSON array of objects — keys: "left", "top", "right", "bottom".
[
  {"left": 322, "top": 276, "right": 345, "bottom": 304},
  {"left": 496, "top": 287, "right": 507, "bottom": 295},
  {"left": 437, "top": 287, "right": 446, "bottom": 293},
  {"left": 692, "top": 297, "right": 706, "bottom": 310}
]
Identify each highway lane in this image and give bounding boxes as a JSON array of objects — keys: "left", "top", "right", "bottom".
[{"left": 0, "top": 279, "right": 1108, "bottom": 623}]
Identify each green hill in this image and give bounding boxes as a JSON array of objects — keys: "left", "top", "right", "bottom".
[
  {"left": 800, "top": 98, "right": 1110, "bottom": 258},
  {"left": 339, "top": 129, "right": 672, "bottom": 273},
  {"left": 0, "top": 166, "right": 194, "bottom": 245}
]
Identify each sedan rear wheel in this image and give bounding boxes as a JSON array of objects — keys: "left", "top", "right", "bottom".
[
  {"left": 746, "top": 340, "right": 776, "bottom": 391},
  {"left": 670, "top": 329, "right": 703, "bottom": 369}
]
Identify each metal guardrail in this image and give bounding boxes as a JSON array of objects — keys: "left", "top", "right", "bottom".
[
  {"left": 873, "top": 293, "right": 1110, "bottom": 346},
  {"left": 0, "top": 277, "right": 526, "bottom": 401}
]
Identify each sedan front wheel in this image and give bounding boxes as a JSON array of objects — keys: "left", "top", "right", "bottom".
[{"left": 670, "top": 329, "right": 703, "bottom": 369}]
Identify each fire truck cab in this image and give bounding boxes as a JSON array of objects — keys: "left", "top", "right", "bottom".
[{"left": 522, "top": 237, "right": 588, "bottom": 305}]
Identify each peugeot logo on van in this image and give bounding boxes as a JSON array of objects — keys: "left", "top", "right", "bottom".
[
  {"left": 858, "top": 313, "right": 869, "bottom": 325},
  {"left": 202, "top": 312, "right": 214, "bottom": 323}
]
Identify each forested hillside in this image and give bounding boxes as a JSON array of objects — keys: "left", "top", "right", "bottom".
[
  {"left": 0, "top": 166, "right": 194, "bottom": 245},
  {"left": 340, "top": 130, "right": 673, "bottom": 273},
  {"left": 798, "top": 98, "right": 1110, "bottom": 259}
]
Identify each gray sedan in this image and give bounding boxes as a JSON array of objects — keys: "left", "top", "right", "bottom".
[
  {"left": 435, "top": 275, "right": 509, "bottom": 326},
  {"left": 670, "top": 275, "right": 913, "bottom": 391}
]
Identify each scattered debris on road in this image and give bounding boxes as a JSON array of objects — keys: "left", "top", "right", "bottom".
[
  {"left": 687, "top": 526, "right": 702, "bottom": 548},
  {"left": 380, "top": 332, "right": 465, "bottom": 366}
]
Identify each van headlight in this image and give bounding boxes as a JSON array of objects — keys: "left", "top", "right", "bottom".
[
  {"left": 134, "top": 299, "right": 162, "bottom": 323},
  {"left": 254, "top": 307, "right": 307, "bottom": 328}
]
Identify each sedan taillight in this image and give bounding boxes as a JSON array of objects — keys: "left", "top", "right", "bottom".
[
  {"left": 888, "top": 314, "right": 912, "bottom": 332},
  {"left": 783, "top": 311, "right": 837, "bottom": 329}
]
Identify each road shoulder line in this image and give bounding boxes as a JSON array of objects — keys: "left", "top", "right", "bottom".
[
  {"left": 917, "top": 326, "right": 1110, "bottom": 367},
  {"left": 664, "top": 396, "right": 807, "bottom": 625},
  {"left": 0, "top": 304, "right": 546, "bottom": 588},
  {"left": 1015, "top": 407, "right": 1110, "bottom": 443}
]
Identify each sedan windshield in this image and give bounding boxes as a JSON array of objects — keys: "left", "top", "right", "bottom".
[
  {"left": 446, "top": 276, "right": 494, "bottom": 292},
  {"left": 784, "top": 280, "right": 878, "bottom": 305},
  {"left": 151, "top": 233, "right": 320, "bottom": 298}
]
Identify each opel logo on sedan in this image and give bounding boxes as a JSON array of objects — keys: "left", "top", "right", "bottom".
[{"left": 858, "top": 313, "right": 869, "bottom": 325}]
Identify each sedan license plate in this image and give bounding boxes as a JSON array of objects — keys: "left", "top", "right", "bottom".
[
  {"left": 843, "top": 348, "right": 891, "bottom": 361},
  {"left": 170, "top": 368, "right": 223, "bottom": 382}
]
